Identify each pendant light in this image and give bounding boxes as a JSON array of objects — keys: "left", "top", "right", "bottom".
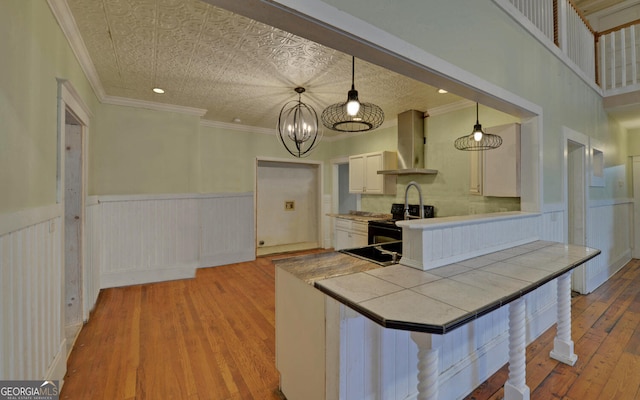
[
  {"left": 277, "top": 87, "right": 322, "bottom": 158},
  {"left": 321, "top": 56, "right": 384, "bottom": 133},
  {"left": 454, "top": 103, "right": 502, "bottom": 151}
]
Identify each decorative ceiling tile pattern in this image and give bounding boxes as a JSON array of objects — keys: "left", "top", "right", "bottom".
[{"left": 66, "top": 0, "right": 464, "bottom": 131}]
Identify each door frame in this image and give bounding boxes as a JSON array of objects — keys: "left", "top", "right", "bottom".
[
  {"left": 330, "top": 156, "right": 361, "bottom": 214},
  {"left": 562, "top": 127, "right": 588, "bottom": 293},
  {"left": 57, "top": 79, "right": 91, "bottom": 323},
  {"left": 255, "top": 156, "right": 324, "bottom": 254}
]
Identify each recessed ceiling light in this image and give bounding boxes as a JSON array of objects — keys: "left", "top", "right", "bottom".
[
  {"left": 232, "top": 117, "right": 241, "bottom": 123},
  {"left": 152, "top": 87, "right": 165, "bottom": 94},
  {"left": 438, "top": 89, "right": 448, "bottom": 94}
]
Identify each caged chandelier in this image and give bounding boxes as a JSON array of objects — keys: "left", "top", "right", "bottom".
[
  {"left": 277, "top": 87, "right": 322, "bottom": 157},
  {"left": 454, "top": 102, "right": 502, "bottom": 151},
  {"left": 321, "top": 56, "right": 384, "bottom": 133}
]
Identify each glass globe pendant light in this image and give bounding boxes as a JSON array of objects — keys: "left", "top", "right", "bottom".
[
  {"left": 454, "top": 103, "right": 502, "bottom": 151},
  {"left": 277, "top": 87, "right": 322, "bottom": 158}
]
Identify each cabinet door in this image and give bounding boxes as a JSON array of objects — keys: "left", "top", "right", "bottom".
[
  {"left": 349, "top": 155, "right": 365, "bottom": 193},
  {"left": 364, "top": 153, "right": 384, "bottom": 194},
  {"left": 335, "top": 229, "right": 350, "bottom": 250}
]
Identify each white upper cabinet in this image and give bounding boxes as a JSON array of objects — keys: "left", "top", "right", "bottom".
[
  {"left": 349, "top": 151, "right": 397, "bottom": 195},
  {"left": 470, "top": 123, "right": 521, "bottom": 197}
]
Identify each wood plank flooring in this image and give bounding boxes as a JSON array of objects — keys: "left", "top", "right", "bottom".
[{"left": 61, "top": 255, "right": 640, "bottom": 400}]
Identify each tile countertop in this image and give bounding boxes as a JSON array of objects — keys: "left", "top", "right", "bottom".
[{"left": 277, "top": 241, "right": 600, "bottom": 335}]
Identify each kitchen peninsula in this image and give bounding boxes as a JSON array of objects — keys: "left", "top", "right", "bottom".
[{"left": 275, "top": 212, "right": 600, "bottom": 400}]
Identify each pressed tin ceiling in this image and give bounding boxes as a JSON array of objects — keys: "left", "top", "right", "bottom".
[{"left": 65, "top": 0, "right": 466, "bottom": 133}]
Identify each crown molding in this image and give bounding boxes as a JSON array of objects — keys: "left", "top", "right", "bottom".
[
  {"left": 427, "top": 99, "right": 474, "bottom": 117},
  {"left": 103, "top": 95, "right": 207, "bottom": 117},
  {"left": 200, "top": 119, "right": 276, "bottom": 135},
  {"left": 46, "top": 0, "right": 106, "bottom": 100}
]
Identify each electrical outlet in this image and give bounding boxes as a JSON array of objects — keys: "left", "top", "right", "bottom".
[{"left": 285, "top": 201, "right": 295, "bottom": 211}]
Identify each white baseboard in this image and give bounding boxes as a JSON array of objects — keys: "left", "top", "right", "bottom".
[
  {"left": 45, "top": 340, "right": 67, "bottom": 388},
  {"left": 100, "top": 263, "right": 197, "bottom": 288},
  {"left": 199, "top": 250, "right": 255, "bottom": 268},
  {"left": 588, "top": 249, "right": 632, "bottom": 293}
]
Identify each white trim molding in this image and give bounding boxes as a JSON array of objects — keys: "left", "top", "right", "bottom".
[{"left": 103, "top": 95, "right": 207, "bottom": 117}]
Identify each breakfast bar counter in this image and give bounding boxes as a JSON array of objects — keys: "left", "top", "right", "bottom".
[
  {"left": 275, "top": 239, "right": 600, "bottom": 400},
  {"left": 313, "top": 241, "right": 599, "bottom": 335}
]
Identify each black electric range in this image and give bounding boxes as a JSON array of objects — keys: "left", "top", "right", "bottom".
[{"left": 368, "top": 203, "right": 434, "bottom": 244}]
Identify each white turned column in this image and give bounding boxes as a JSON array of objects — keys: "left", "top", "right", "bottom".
[
  {"left": 550, "top": 271, "right": 578, "bottom": 365},
  {"left": 504, "top": 297, "right": 530, "bottom": 400},
  {"left": 410, "top": 332, "right": 440, "bottom": 400}
]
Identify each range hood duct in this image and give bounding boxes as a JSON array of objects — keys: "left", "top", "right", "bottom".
[{"left": 378, "top": 110, "right": 438, "bottom": 175}]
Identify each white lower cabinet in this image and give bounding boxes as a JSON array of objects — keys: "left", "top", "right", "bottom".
[
  {"left": 276, "top": 268, "right": 327, "bottom": 400},
  {"left": 334, "top": 218, "right": 368, "bottom": 250}
]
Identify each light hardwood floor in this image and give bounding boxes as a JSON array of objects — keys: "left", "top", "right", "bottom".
[{"left": 61, "top": 255, "right": 640, "bottom": 400}]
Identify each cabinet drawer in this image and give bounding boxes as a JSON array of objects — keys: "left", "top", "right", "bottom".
[
  {"left": 335, "top": 218, "right": 352, "bottom": 230},
  {"left": 351, "top": 221, "right": 368, "bottom": 235}
]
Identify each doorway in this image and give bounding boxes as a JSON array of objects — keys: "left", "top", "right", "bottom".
[
  {"left": 564, "top": 129, "right": 588, "bottom": 293},
  {"left": 332, "top": 158, "right": 359, "bottom": 215},
  {"left": 58, "top": 78, "right": 91, "bottom": 356},
  {"left": 256, "top": 159, "right": 322, "bottom": 256},
  {"left": 64, "top": 110, "right": 84, "bottom": 353}
]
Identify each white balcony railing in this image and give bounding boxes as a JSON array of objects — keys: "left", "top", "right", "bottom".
[
  {"left": 499, "top": 0, "right": 596, "bottom": 86},
  {"left": 599, "top": 24, "right": 640, "bottom": 94},
  {"left": 496, "top": 0, "right": 640, "bottom": 95}
]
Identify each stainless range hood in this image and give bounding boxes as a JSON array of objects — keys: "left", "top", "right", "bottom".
[{"left": 378, "top": 110, "right": 438, "bottom": 175}]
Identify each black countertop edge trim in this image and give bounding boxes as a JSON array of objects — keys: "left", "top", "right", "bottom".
[{"left": 314, "top": 251, "right": 601, "bottom": 336}]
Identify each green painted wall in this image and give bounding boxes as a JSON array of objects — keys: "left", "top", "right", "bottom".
[
  {"left": 91, "top": 104, "right": 202, "bottom": 194},
  {"left": 628, "top": 127, "right": 640, "bottom": 156},
  {"left": 0, "top": 0, "right": 97, "bottom": 214},
  {"left": 198, "top": 124, "right": 325, "bottom": 193}
]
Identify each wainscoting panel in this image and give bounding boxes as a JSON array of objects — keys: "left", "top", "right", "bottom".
[
  {"left": 98, "top": 193, "right": 255, "bottom": 288},
  {"left": 0, "top": 206, "right": 65, "bottom": 382},
  {"left": 199, "top": 193, "right": 255, "bottom": 267},
  {"left": 99, "top": 195, "right": 200, "bottom": 288},
  {"left": 586, "top": 200, "right": 633, "bottom": 293},
  {"left": 541, "top": 206, "right": 565, "bottom": 242},
  {"left": 84, "top": 198, "right": 101, "bottom": 321}
]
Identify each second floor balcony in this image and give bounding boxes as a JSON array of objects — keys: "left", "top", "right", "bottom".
[{"left": 495, "top": 0, "right": 640, "bottom": 122}]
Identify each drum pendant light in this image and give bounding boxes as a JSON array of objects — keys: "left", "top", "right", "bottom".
[
  {"left": 277, "top": 87, "right": 322, "bottom": 158},
  {"left": 321, "top": 56, "right": 384, "bottom": 133},
  {"left": 454, "top": 103, "right": 502, "bottom": 151}
]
